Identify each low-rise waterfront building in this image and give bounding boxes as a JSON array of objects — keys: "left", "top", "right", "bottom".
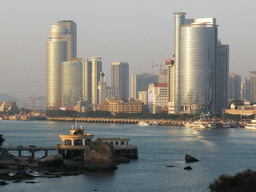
[{"left": 97, "top": 98, "right": 144, "bottom": 113}]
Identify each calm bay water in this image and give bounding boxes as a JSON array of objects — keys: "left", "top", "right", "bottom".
[{"left": 1, "top": 120, "right": 256, "bottom": 192}]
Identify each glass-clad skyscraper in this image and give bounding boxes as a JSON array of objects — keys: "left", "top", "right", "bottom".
[
  {"left": 61, "top": 59, "right": 82, "bottom": 108},
  {"left": 46, "top": 25, "right": 67, "bottom": 108},
  {"left": 173, "top": 13, "right": 218, "bottom": 113}
]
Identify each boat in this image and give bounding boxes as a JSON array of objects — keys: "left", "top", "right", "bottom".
[
  {"left": 150, "top": 121, "right": 159, "bottom": 126},
  {"left": 245, "top": 119, "right": 256, "bottom": 130},
  {"left": 137, "top": 121, "right": 149, "bottom": 126},
  {"left": 190, "top": 121, "right": 206, "bottom": 129},
  {"left": 205, "top": 122, "right": 217, "bottom": 129}
]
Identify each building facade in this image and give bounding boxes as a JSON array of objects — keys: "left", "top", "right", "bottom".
[
  {"left": 107, "top": 87, "right": 120, "bottom": 99},
  {"left": 46, "top": 25, "right": 67, "bottom": 108},
  {"left": 216, "top": 41, "right": 229, "bottom": 111},
  {"left": 111, "top": 62, "right": 129, "bottom": 100},
  {"left": 82, "top": 57, "right": 102, "bottom": 106},
  {"left": 97, "top": 98, "right": 144, "bottom": 113},
  {"left": 245, "top": 73, "right": 256, "bottom": 103},
  {"left": 61, "top": 59, "right": 82, "bottom": 108},
  {"left": 131, "top": 74, "right": 158, "bottom": 99},
  {"left": 228, "top": 73, "right": 241, "bottom": 102},
  {"left": 56, "top": 20, "right": 77, "bottom": 59},
  {"left": 173, "top": 13, "right": 218, "bottom": 113},
  {"left": 148, "top": 83, "right": 168, "bottom": 114},
  {"left": 138, "top": 91, "right": 148, "bottom": 106}
]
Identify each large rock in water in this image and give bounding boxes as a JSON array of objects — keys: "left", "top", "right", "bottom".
[
  {"left": 38, "top": 154, "right": 64, "bottom": 167},
  {"left": 185, "top": 154, "right": 199, "bottom": 162},
  {"left": 83, "top": 141, "right": 117, "bottom": 171}
]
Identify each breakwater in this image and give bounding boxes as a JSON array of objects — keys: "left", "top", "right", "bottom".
[{"left": 46, "top": 117, "right": 184, "bottom": 126}]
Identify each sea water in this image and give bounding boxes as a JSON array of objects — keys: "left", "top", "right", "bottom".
[{"left": 1, "top": 120, "right": 256, "bottom": 192}]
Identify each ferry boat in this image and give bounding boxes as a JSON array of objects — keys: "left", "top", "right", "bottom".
[
  {"left": 245, "top": 119, "right": 256, "bottom": 130},
  {"left": 137, "top": 121, "right": 149, "bottom": 126}
]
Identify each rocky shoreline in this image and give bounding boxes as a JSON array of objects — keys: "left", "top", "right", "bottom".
[{"left": 0, "top": 141, "right": 129, "bottom": 186}]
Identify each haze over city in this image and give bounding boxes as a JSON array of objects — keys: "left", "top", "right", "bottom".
[{"left": 1, "top": 0, "right": 255, "bottom": 100}]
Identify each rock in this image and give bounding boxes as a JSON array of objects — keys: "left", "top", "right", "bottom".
[
  {"left": 0, "top": 181, "right": 9, "bottom": 185},
  {"left": 184, "top": 166, "right": 192, "bottom": 170},
  {"left": 38, "top": 154, "right": 64, "bottom": 167},
  {"left": 83, "top": 141, "right": 117, "bottom": 171},
  {"left": 185, "top": 154, "right": 199, "bottom": 162},
  {"left": 25, "top": 181, "right": 37, "bottom": 184}
]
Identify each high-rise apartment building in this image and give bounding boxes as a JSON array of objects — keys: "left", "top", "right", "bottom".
[
  {"left": 83, "top": 57, "right": 102, "bottom": 106},
  {"left": 111, "top": 62, "right": 129, "bottom": 100},
  {"left": 228, "top": 73, "right": 241, "bottom": 102},
  {"left": 61, "top": 59, "right": 82, "bottom": 108},
  {"left": 173, "top": 13, "right": 218, "bottom": 113},
  {"left": 131, "top": 74, "right": 159, "bottom": 99},
  {"left": 46, "top": 25, "right": 67, "bottom": 108},
  {"left": 216, "top": 41, "right": 229, "bottom": 111}
]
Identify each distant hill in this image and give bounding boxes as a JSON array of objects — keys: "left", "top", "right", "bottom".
[{"left": 0, "top": 93, "right": 25, "bottom": 102}]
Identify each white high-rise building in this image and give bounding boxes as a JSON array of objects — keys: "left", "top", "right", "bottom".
[{"left": 173, "top": 13, "right": 218, "bottom": 113}]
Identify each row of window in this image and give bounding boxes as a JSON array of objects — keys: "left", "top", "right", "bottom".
[{"left": 62, "top": 139, "right": 91, "bottom": 146}]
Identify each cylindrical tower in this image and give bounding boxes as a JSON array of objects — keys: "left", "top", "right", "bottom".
[
  {"left": 46, "top": 25, "right": 67, "bottom": 108},
  {"left": 179, "top": 22, "right": 217, "bottom": 112}
]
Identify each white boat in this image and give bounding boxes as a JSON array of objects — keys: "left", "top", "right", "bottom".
[
  {"left": 190, "top": 121, "right": 206, "bottom": 129},
  {"left": 137, "top": 121, "right": 149, "bottom": 126},
  {"left": 245, "top": 119, "right": 256, "bottom": 130}
]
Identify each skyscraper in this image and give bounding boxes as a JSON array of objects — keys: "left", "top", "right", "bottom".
[
  {"left": 83, "top": 57, "right": 102, "bottom": 106},
  {"left": 56, "top": 20, "right": 77, "bottom": 59},
  {"left": 131, "top": 74, "right": 159, "bottom": 99},
  {"left": 173, "top": 13, "right": 218, "bottom": 113},
  {"left": 228, "top": 73, "right": 241, "bottom": 102},
  {"left": 111, "top": 62, "right": 129, "bottom": 100},
  {"left": 61, "top": 59, "right": 82, "bottom": 108},
  {"left": 46, "top": 25, "right": 67, "bottom": 108},
  {"left": 216, "top": 40, "right": 229, "bottom": 111},
  {"left": 245, "top": 72, "right": 256, "bottom": 103},
  {"left": 46, "top": 20, "right": 77, "bottom": 109}
]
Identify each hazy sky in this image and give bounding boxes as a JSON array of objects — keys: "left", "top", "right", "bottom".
[{"left": 1, "top": 0, "right": 256, "bottom": 100}]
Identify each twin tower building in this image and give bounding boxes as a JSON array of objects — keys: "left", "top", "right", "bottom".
[
  {"left": 46, "top": 20, "right": 129, "bottom": 111},
  {"left": 47, "top": 12, "right": 229, "bottom": 114}
]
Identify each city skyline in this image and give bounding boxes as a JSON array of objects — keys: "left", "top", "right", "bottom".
[{"left": 1, "top": 0, "right": 256, "bottom": 100}]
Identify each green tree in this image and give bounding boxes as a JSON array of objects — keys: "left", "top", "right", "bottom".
[{"left": 209, "top": 169, "right": 256, "bottom": 192}]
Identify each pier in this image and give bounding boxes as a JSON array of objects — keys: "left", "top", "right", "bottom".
[
  {"left": 47, "top": 117, "right": 184, "bottom": 126},
  {"left": 3, "top": 146, "right": 56, "bottom": 158}
]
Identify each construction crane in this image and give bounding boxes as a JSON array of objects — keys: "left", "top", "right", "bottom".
[
  {"left": 149, "top": 58, "right": 167, "bottom": 75},
  {"left": 30, "top": 96, "right": 45, "bottom": 111}
]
